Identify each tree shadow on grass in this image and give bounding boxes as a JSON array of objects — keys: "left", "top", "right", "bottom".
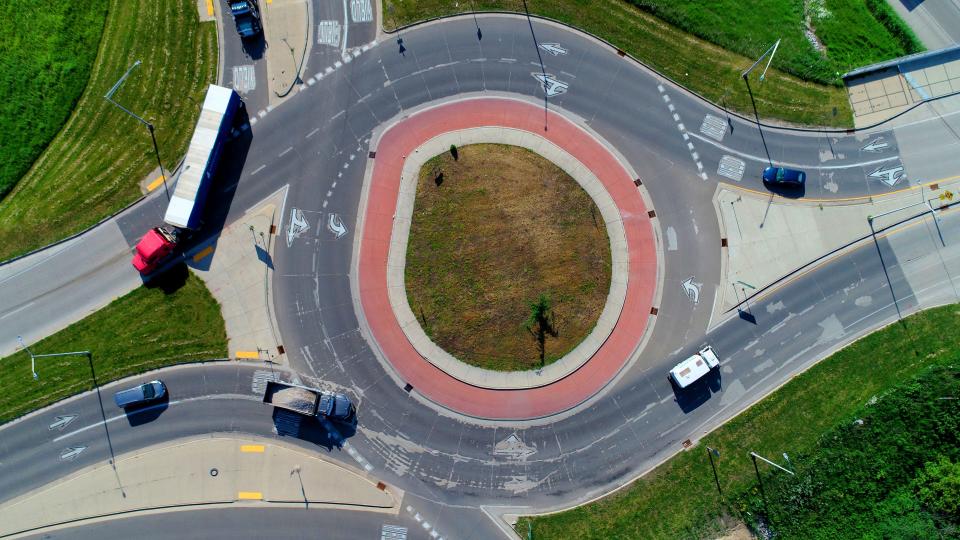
[{"left": 526, "top": 294, "right": 559, "bottom": 369}]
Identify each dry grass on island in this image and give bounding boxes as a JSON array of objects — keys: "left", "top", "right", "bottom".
[{"left": 404, "top": 144, "right": 611, "bottom": 372}]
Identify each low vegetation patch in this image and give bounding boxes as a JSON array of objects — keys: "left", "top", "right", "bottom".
[
  {"left": 521, "top": 303, "right": 960, "bottom": 539},
  {"left": 0, "top": 1, "right": 108, "bottom": 199},
  {"left": 384, "top": 0, "right": 922, "bottom": 127},
  {"left": 0, "top": 272, "right": 227, "bottom": 424},
  {"left": 0, "top": 0, "right": 218, "bottom": 262},
  {"left": 404, "top": 144, "right": 611, "bottom": 371}
]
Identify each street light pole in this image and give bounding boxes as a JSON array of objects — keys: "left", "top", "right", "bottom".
[
  {"left": 104, "top": 60, "right": 169, "bottom": 200},
  {"left": 706, "top": 446, "right": 723, "bottom": 498}
]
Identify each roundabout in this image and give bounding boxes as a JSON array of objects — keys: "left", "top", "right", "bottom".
[
  {"left": 356, "top": 96, "right": 658, "bottom": 417},
  {"left": 2, "top": 9, "right": 960, "bottom": 540}
]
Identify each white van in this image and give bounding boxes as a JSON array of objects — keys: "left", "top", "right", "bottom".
[{"left": 669, "top": 346, "right": 720, "bottom": 389}]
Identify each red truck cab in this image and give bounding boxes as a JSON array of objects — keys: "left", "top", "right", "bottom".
[{"left": 131, "top": 227, "right": 178, "bottom": 274}]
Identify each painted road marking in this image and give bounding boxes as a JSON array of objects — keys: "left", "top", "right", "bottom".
[
  {"left": 287, "top": 208, "right": 310, "bottom": 247},
  {"left": 869, "top": 164, "right": 906, "bottom": 187},
  {"left": 531, "top": 73, "right": 569, "bottom": 98},
  {"left": 192, "top": 246, "right": 214, "bottom": 262},
  {"left": 350, "top": 0, "right": 373, "bottom": 22},
  {"left": 327, "top": 213, "right": 348, "bottom": 238},
  {"left": 861, "top": 138, "right": 890, "bottom": 153},
  {"left": 232, "top": 65, "right": 256, "bottom": 94},
  {"left": 252, "top": 370, "right": 280, "bottom": 395},
  {"left": 682, "top": 277, "right": 702, "bottom": 305},
  {"left": 539, "top": 42, "right": 568, "bottom": 56},
  {"left": 236, "top": 351, "right": 260, "bottom": 359},
  {"left": 60, "top": 446, "right": 86, "bottom": 461},
  {"left": 718, "top": 155, "right": 746, "bottom": 182},
  {"left": 146, "top": 175, "right": 166, "bottom": 192},
  {"left": 381, "top": 524, "right": 408, "bottom": 539},
  {"left": 699, "top": 114, "right": 727, "bottom": 142},
  {"left": 238, "top": 491, "right": 263, "bottom": 500},
  {"left": 205, "top": 0, "right": 214, "bottom": 16},
  {"left": 241, "top": 444, "right": 265, "bottom": 453},
  {"left": 317, "top": 20, "right": 341, "bottom": 47},
  {"left": 666, "top": 226, "right": 678, "bottom": 251},
  {"left": 49, "top": 414, "right": 78, "bottom": 431}
]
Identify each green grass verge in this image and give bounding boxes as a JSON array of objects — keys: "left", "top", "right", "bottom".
[
  {"left": 384, "top": 0, "right": 922, "bottom": 127},
  {"left": 0, "top": 273, "right": 227, "bottom": 424},
  {"left": 0, "top": 0, "right": 218, "bottom": 262},
  {"left": 0, "top": 1, "right": 108, "bottom": 199},
  {"left": 521, "top": 303, "right": 960, "bottom": 539}
]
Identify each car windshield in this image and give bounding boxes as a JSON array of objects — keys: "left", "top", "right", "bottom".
[
  {"left": 777, "top": 169, "right": 785, "bottom": 181},
  {"left": 142, "top": 384, "right": 155, "bottom": 399}
]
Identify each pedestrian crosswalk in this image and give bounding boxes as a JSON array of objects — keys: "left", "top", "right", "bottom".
[
  {"left": 317, "top": 20, "right": 341, "bottom": 47},
  {"left": 252, "top": 369, "right": 279, "bottom": 396},
  {"left": 272, "top": 409, "right": 302, "bottom": 436},
  {"left": 232, "top": 64, "right": 256, "bottom": 94},
  {"left": 350, "top": 0, "right": 373, "bottom": 23},
  {"left": 718, "top": 155, "right": 746, "bottom": 182},
  {"left": 381, "top": 524, "right": 407, "bottom": 539}
]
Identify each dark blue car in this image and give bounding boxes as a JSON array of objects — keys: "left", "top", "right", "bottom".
[{"left": 762, "top": 166, "right": 806, "bottom": 186}]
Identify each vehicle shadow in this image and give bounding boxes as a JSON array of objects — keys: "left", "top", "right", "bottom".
[
  {"left": 144, "top": 262, "right": 190, "bottom": 293},
  {"left": 241, "top": 33, "right": 267, "bottom": 61},
  {"left": 272, "top": 410, "right": 357, "bottom": 451},
  {"left": 671, "top": 370, "right": 723, "bottom": 413},
  {"left": 124, "top": 393, "right": 170, "bottom": 426},
  {"left": 764, "top": 181, "right": 806, "bottom": 200}
]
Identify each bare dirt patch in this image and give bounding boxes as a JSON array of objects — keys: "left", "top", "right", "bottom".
[{"left": 404, "top": 144, "right": 611, "bottom": 372}]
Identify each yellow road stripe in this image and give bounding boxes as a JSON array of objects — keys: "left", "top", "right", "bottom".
[
  {"left": 205, "top": 0, "right": 214, "bottom": 16},
  {"left": 241, "top": 444, "right": 265, "bottom": 453},
  {"left": 192, "top": 246, "right": 214, "bottom": 262},
  {"left": 146, "top": 175, "right": 166, "bottom": 192},
  {"left": 236, "top": 350, "right": 260, "bottom": 359},
  {"left": 237, "top": 491, "right": 262, "bottom": 500}
]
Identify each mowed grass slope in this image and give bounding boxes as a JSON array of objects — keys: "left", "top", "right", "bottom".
[
  {"left": 405, "top": 145, "right": 611, "bottom": 371},
  {"left": 0, "top": 0, "right": 217, "bottom": 262},
  {"left": 522, "top": 304, "right": 960, "bottom": 539},
  {"left": 384, "top": 0, "right": 921, "bottom": 127},
  {"left": 0, "top": 273, "right": 227, "bottom": 424},
  {"left": 0, "top": 1, "right": 108, "bottom": 199}
]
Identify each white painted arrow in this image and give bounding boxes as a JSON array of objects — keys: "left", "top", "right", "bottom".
[
  {"left": 60, "top": 446, "right": 86, "bottom": 461},
  {"left": 861, "top": 138, "right": 889, "bottom": 153},
  {"left": 868, "top": 164, "right": 905, "bottom": 187},
  {"left": 49, "top": 414, "right": 78, "bottom": 431},
  {"left": 531, "top": 73, "right": 569, "bottom": 98},
  {"left": 327, "top": 213, "right": 348, "bottom": 239},
  {"left": 286, "top": 208, "right": 310, "bottom": 247},
  {"left": 538, "top": 42, "right": 567, "bottom": 56},
  {"left": 681, "top": 277, "right": 702, "bottom": 305}
]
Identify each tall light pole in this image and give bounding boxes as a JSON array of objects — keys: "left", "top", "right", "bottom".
[
  {"left": 741, "top": 39, "right": 780, "bottom": 165},
  {"left": 17, "top": 335, "right": 90, "bottom": 381},
  {"left": 104, "top": 60, "right": 169, "bottom": 200},
  {"left": 706, "top": 446, "right": 723, "bottom": 497}
]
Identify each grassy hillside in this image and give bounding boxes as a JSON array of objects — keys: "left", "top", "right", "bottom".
[
  {"left": 0, "top": 1, "right": 108, "bottom": 199},
  {"left": 0, "top": 0, "right": 218, "bottom": 262}
]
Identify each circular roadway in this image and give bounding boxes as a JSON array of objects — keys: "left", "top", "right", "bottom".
[{"left": 4, "top": 11, "right": 960, "bottom": 540}]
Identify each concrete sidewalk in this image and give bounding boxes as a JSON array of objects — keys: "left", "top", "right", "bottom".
[
  {"left": 712, "top": 178, "right": 960, "bottom": 326},
  {"left": 189, "top": 187, "right": 287, "bottom": 363},
  {"left": 263, "top": 0, "right": 312, "bottom": 106},
  {"left": 0, "top": 436, "right": 400, "bottom": 538}
]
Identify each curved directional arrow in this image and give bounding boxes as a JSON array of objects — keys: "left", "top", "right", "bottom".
[
  {"left": 682, "top": 277, "right": 702, "bottom": 305},
  {"left": 327, "top": 213, "right": 348, "bottom": 239},
  {"left": 531, "top": 73, "right": 569, "bottom": 98},
  {"left": 868, "top": 164, "right": 905, "bottom": 187},
  {"left": 286, "top": 208, "right": 310, "bottom": 247},
  {"left": 48, "top": 414, "right": 78, "bottom": 431}
]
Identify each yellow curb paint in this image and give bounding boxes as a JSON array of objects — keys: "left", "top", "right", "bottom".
[
  {"left": 236, "top": 351, "right": 260, "bottom": 359},
  {"left": 721, "top": 174, "right": 960, "bottom": 204},
  {"left": 206, "top": 0, "right": 214, "bottom": 16},
  {"left": 238, "top": 491, "right": 263, "bottom": 500},
  {"left": 241, "top": 444, "right": 265, "bottom": 453},
  {"left": 192, "top": 246, "right": 214, "bottom": 262},
  {"left": 146, "top": 176, "right": 166, "bottom": 192}
]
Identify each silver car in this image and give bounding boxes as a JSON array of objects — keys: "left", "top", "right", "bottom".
[{"left": 114, "top": 380, "right": 167, "bottom": 408}]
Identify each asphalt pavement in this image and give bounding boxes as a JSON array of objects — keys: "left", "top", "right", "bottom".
[{"left": 3, "top": 10, "right": 960, "bottom": 540}]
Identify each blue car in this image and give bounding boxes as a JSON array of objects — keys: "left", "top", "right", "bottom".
[{"left": 762, "top": 166, "right": 806, "bottom": 186}]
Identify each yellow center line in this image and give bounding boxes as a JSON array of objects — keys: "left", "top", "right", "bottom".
[
  {"left": 236, "top": 351, "right": 260, "bottom": 359},
  {"left": 205, "top": 0, "right": 214, "bottom": 16},
  {"left": 192, "top": 245, "right": 214, "bottom": 262},
  {"left": 237, "top": 491, "right": 263, "bottom": 500},
  {"left": 146, "top": 175, "right": 166, "bottom": 192},
  {"left": 241, "top": 444, "right": 265, "bottom": 453}
]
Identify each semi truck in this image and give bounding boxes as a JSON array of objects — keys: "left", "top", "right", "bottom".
[
  {"left": 669, "top": 346, "right": 720, "bottom": 389},
  {"left": 262, "top": 381, "right": 357, "bottom": 423},
  {"left": 228, "top": 0, "right": 262, "bottom": 38},
  {"left": 131, "top": 84, "right": 242, "bottom": 274}
]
